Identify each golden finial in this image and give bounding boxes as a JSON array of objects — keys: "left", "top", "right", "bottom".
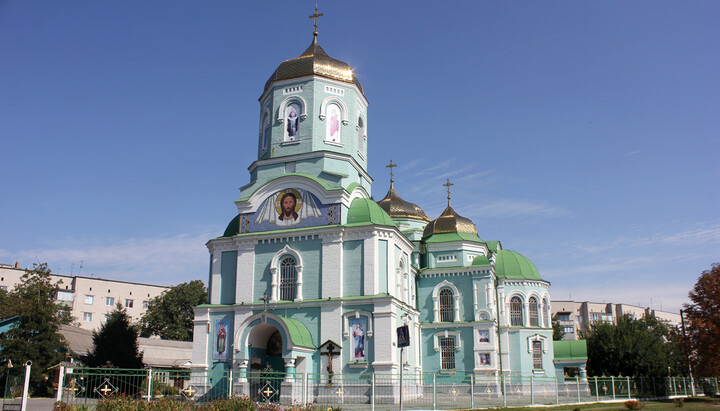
[
  {"left": 309, "top": 6, "right": 324, "bottom": 40},
  {"left": 443, "top": 179, "right": 454, "bottom": 206},
  {"left": 386, "top": 160, "right": 397, "bottom": 188}
]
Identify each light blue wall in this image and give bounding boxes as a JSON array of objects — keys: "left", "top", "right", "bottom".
[
  {"left": 378, "top": 240, "right": 388, "bottom": 293},
  {"left": 421, "top": 327, "right": 474, "bottom": 373},
  {"left": 254, "top": 236, "right": 323, "bottom": 300},
  {"left": 343, "top": 240, "right": 364, "bottom": 296},
  {"left": 220, "top": 251, "right": 237, "bottom": 305}
]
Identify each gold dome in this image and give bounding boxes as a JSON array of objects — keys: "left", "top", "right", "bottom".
[
  {"left": 422, "top": 205, "right": 478, "bottom": 238},
  {"left": 264, "top": 38, "right": 364, "bottom": 95},
  {"left": 377, "top": 185, "right": 430, "bottom": 222}
]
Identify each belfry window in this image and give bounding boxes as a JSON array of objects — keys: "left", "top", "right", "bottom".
[
  {"left": 325, "top": 103, "right": 342, "bottom": 142},
  {"left": 285, "top": 102, "right": 301, "bottom": 141},
  {"left": 439, "top": 289, "right": 454, "bottom": 322},
  {"left": 279, "top": 257, "right": 297, "bottom": 300},
  {"left": 542, "top": 298, "right": 549, "bottom": 327},
  {"left": 529, "top": 297, "right": 539, "bottom": 327},
  {"left": 357, "top": 116, "right": 364, "bottom": 154},
  {"left": 262, "top": 113, "right": 270, "bottom": 151},
  {"left": 510, "top": 296, "right": 524, "bottom": 326}
]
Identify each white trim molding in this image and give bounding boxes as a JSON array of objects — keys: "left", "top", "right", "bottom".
[
  {"left": 432, "top": 280, "right": 461, "bottom": 322},
  {"left": 269, "top": 245, "right": 304, "bottom": 302},
  {"left": 433, "top": 330, "right": 462, "bottom": 352},
  {"left": 342, "top": 310, "right": 374, "bottom": 338}
]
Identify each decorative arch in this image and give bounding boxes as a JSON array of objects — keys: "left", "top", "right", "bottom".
[
  {"left": 260, "top": 108, "right": 271, "bottom": 153},
  {"left": 269, "top": 245, "right": 304, "bottom": 302},
  {"left": 343, "top": 310, "right": 374, "bottom": 338},
  {"left": 432, "top": 280, "right": 460, "bottom": 322},
  {"left": 356, "top": 114, "right": 366, "bottom": 157},
  {"left": 509, "top": 294, "right": 525, "bottom": 327},
  {"left": 234, "top": 312, "right": 315, "bottom": 360},
  {"left": 541, "top": 295, "right": 550, "bottom": 328},
  {"left": 528, "top": 296, "right": 539, "bottom": 327},
  {"left": 277, "top": 96, "right": 308, "bottom": 122}
]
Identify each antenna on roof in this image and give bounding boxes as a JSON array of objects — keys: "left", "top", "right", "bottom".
[{"left": 78, "top": 260, "right": 84, "bottom": 275}]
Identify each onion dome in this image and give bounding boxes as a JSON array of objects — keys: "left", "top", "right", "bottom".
[
  {"left": 347, "top": 198, "right": 396, "bottom": 227},
  {"left": 264, "top": 37, "right": 364, "bottom": 95},
  {"left": 494, "top": 250, "right": 542, "bottom": 281},
  {"left": 377, "top": 186, "right": 430, "bottom": 222},
  {"left": 422, "top": 204, "right": 479, "bottom": 239}
]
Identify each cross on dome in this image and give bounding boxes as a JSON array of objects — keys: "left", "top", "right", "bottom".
[
  {"left": 443, "top": 179, "right": 454, "bottom": 205},
  {"left": 386, "top": 159, "right": 397, "bottom": 187},
  {"left": 309, "top": 6, "right": 324, "bottom": 38}
]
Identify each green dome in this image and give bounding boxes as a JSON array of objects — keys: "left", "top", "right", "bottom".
[
  {"left": 494, "top": 250, "right": 541, "bottom": 280},
  {"left": 347, "top": 198, "right": 397, "bottom": 227},
  {"left": 223, "top": 214, "right": 240, "bottom": 237},
  {"left": 471, "top": 255, "right": 491, "bottom": 266}
]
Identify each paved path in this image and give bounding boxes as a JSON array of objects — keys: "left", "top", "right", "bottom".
[{"left": 2, "top": 398, "right": 56, "bottom": 411}]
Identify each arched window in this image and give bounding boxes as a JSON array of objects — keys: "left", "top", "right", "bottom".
[
  {"left": 542, "top": 298, "right": 549, "bottom": 327},
  {"left": 439, "top": 289, "right": 454, "bottom": 322},
  {"left": 326, "top": 103, "right": 342, "bottom": 142},
  {"left": 261, "top": 113, "right": 270, "bottom": 152},
  {"left": 279, "top": 257, "right": 296, "bottom": 300},
  {"left": 510, "top": 296, "right": 524, "bottom": 326},
  {"left": 529, "top": 297, "right": 539, "bottom": 327},
  {"left": 285, "top": 102, "right": 301, "bottom": 141},
  {"left": 357, "top": 116, "right": 364, "bottom": 154}
]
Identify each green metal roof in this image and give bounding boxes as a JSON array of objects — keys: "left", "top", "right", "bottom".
[
  {"left": 423, "top": 231, "right": 483, "bottom": 243},
  {"left": 238, "top": 172, "right": 344, "bottom": 203},
  {"left": 553, "top": 340, "right": 588, "bottom": 361},
  {"left": 223, "top": 215, "right": 241, "bottom": 237},
  {"left": 484, "top": 240, "right": 500, "bottom": 252},
  {"left": 346, "top": 198, "right": 396, "bottom": 227},
  {"left": 278, "top": 316, "right": 315, "bottom": 349},
  {"left": 471, "top": 255, "right": 492, "bottom": 266},
  {"left": 494, "top": 249, "right": 542, "bottom": 280}
]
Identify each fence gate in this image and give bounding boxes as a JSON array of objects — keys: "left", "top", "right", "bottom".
[{"left": 1, "top": 366, "right": 24, "bottom": 411}]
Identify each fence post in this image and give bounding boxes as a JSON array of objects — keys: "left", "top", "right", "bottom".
[
  {"left": 577, "top": 375, "right": 581, "bottom": 403},
  {"left": 502, "top": 374, "right": 507, "bottom": 408},
  {"left": 470, "top": 373, "right": 475, "bottom": 409},
  {"left": 611, "top": 376, "right": 616, "bottom": 400},
  {"left": 595, "top": 377, "right": 599, "bottom": 402},
  {"left": 146, "top": 368, "right": 152, "bottom": 402},
  {"left": 530, "top": 375, "right": 534, "bottom": 405},
  {"left": 228, "top": 370, "right": 233, "bottom": 397},
  {"left": 56, "top": 363, "right": 65, "bottom": 403},
  {"left": 371, "top": 373, "right": 375, "bottom": 411},
  {"left": 433, "top": 373, "right": 437, "bottom": 411},
  {"left": 21, "top": 361, "right": 32, "bottom": 411},
  {"left": 627, "top": 377, "right": 631, "bottom": 399}
]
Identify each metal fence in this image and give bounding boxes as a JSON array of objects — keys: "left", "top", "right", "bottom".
[{"left": 50, "top": 365, "right": 720, "bottom": 410}]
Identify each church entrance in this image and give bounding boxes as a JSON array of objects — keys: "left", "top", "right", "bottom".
[{"left": 247, "top": 323, "right": 286, "bottom": 401}]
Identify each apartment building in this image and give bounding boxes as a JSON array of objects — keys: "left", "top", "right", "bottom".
[
  {"left": 0, "top": 263, "right": 169, "bottom": 331},
  {"left": 551, "top": 299, "right": 682, "bottom": 340}
]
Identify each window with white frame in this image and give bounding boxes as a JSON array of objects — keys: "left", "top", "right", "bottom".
[
  {"left": 85, "top": 295, "right": 94, "bottom": 304},
  {"left": 83, "top": 312, "right": 92, "bottom": 322},
  {"left": 510, "top": 296, "right": 524, "bottom": 326},
  {"left": 439, "top": 289, "right": 454, "bottom": 322},
  {"left": 440, "top": 337, "right": 456, "bottom": 370},
  {"left": 529, "top": 297, "right": 539, "bottom": 327},
  {"left": 280, "top": 257, "right": 297, "bottom": 301},
  {"left": 125, "top": 299, "right": 134, "bottom": 308},
  {"left": 532, "top": 340, "right": 543, "bottom": 369},
  {"left": 143, "top": 300, "right": 150, "bottom": 310},
  {"left": 105, "top": 297, "right": 114, "bottom": 306}
]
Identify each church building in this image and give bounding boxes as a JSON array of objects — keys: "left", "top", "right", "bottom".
[{"left": 192, "top": 15, "right": 565, "bottom": 400}]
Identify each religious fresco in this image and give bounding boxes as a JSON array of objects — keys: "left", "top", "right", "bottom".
[
  {"left": 349, "top": 317, "right": 367, "bottom": 361},
  {"left": 326, "top": 103, "right": 341, "bottom": 142},
  {"left": 239, "top": 189, "right": 339, "bottom": 233},
  {"left": 285, "top": 103, "right": 300, "bottom": 140},
  {"left": 214, "top": 319, "right": 228, "bottom": 360}
]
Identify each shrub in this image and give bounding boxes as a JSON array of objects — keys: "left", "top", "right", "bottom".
[
  {"left": 624, "top": 400, "right": 644, "bottom": 410},
  {"left": 674, "top": 398, "right": 684, "bottom": 407}
]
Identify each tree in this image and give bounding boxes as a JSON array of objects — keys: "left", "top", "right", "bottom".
[
  {"left": 0, "top": 263, "right": 73, "bottom": 395},
  {"left": 585, "top": 314, "right": 684, "bottom": 377},
  {"left": 683, "top": 263, "right": 720, "bottom": 377},
  {"left": 552, "top": 319, "right": 566, "bottom": 340},
  {"left": 139, "top": 280, "right": 207, "bottom": 341},
  {"left": 86, "top": 304, "right": 143, "bottom": 369}
]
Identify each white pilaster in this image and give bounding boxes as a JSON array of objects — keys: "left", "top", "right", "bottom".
[
  {"left": 320, "top": 232, "right": 343, "bottom": 298},
  {"left": 235, "top": 240, "right": 255, "bottom": 304}
]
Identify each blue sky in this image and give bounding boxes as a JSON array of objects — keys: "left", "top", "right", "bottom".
[{"left": 1, "top": 1, "right": 718, "bottom": 312}]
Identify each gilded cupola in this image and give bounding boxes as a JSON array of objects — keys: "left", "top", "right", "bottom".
[
  {"left": 376, "top": 160, "right": 430, "bottom": 222},
  {"left": 422, "top": 179, "right": 479, "bottom": 239}
]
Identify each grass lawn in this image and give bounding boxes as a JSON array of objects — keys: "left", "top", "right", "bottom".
[{"left": 461, "top": 396, "right": 720, "bottom": 410}]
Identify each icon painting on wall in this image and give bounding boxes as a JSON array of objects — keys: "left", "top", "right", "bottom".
[
  {"left": 350, "top": 317, "right": 367, "bottom": 361},
  {"left": 255, "top": 188, "right": 323, "bottom": 227},
  {"left": 214, "top": 319, "right": 228, "bottom": 360}
]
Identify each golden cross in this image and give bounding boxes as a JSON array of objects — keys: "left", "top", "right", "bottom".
[
  {"left": 386, "top": 160, "right": 397, "bottom": 185},
  {"left": 67, "top": 383, "right": 78, "bottom": 393},
  {"left": 335, "top": 387, "right": 344, "bottom": 396},
  {"left": 443, "top": 179, "right": 453, "bottom": 205},
  {"left": 263, "top": 386, "right": 275, "bottom": 397},
  {"left": 183, "top": 386, "right": 195, "bottom": 397},
  {"left": 100, "top": 384, "right": 112, "bottom": 395},
  {"left": 309, "top": 7, "right": 324, "bottom": 36}
]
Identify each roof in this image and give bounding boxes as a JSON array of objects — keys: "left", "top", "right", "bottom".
[
  {"left": 471, "top": 255, "right": 492, "bottom": 266},
  {"left": 277, "top": 316, "right": 315, "bottom": 349},
  {"left": 346, "top": 198, "right": 397, "bottom": 227},
  {"left": 376, "top": 185, "right": 430, "bottom": 222},
  {"left": 494, "top": 249, "right": 542, "bottom": 280},
  {"left": 264, "top": 37, "right": 364, "bottom": 96},
  {"left": 422, "top": 205, "right": 480, "bottom": 241},
  {"left": 553, "top": 340, "right": 588, "bottom": 361}
]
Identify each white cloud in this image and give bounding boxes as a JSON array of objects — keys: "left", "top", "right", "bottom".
[
  {"left": 624, "top": 150, "right": 641, "bottom": 157},
  {"left": 1, "top": 232, "right": 213, "bottom": 286}
]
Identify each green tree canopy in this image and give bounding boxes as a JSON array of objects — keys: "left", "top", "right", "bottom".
[
  {"left": 0, "top": 263, "right": 73, "bottom": 395},
  {"left": 585, "top": 313, "right": 685, "bottom": 377},
  {"left": 139, "top": 280, "right": 207, "bottom": 341},
  {"left": 552, "top": 318, "right": 566, "bottom": 341},
  {"left": 86, "top": 304, "right": 143, "bottom": 369},
  {"left": 684, "top": 263, "right": 720, "bottom": 377}
]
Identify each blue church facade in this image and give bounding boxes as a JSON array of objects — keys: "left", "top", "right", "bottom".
[{"left": 191, "top": 24, "right": 567, "bottom": 399}]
